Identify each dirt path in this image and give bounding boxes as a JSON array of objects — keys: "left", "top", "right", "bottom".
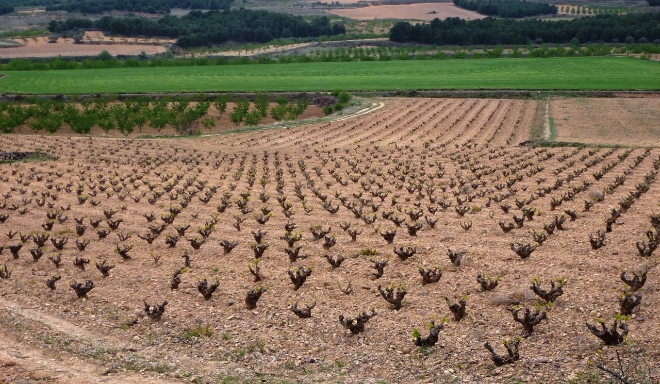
[
  {"left": 0, "top": 334, "right": 155, "bottom": 384},
  {"left": 542, "top": 98, "right": 551, "bottom": 140},
  {"left": 333, "top": 99, "right": 385, "bottom": 122},
  {"left": 0, "top": 297, "right": 171, "bottom": 383}
]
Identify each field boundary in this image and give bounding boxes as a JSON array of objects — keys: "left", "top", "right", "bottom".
[
  {"left": 3, "top": 90, "right": 660, "bottom": 101},
  {"left": 362, "top": 89, "right": 660, "bottom": 99}
]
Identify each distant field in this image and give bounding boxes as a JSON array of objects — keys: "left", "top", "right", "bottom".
[
  {"left": 0, "top": 36, "right": 167, "bottom": 59},
  {"left": 0, "top": 57, "right": 658, "bottom": 94},
  {"left": 328, "top": 2, "right": 485, "bottom": 20}
]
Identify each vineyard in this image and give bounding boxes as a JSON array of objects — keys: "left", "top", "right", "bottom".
[{"left": 0, "top": 98, "right": 659, "bottom": 383}]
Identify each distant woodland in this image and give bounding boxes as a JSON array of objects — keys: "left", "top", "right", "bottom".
[
  {"left": 48, "top": 10, "right": 347, "bottom": 47},
  {"left": 389, "top": 12, "right": 660, "bottom": 45},
  {"left": 1, "top": 0, "right": 233, "bottom": 14},
  {"left": 453, "top": 0, "right": 557, "bottom": 18}
]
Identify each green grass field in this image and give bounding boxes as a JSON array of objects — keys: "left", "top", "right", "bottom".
[{"left": 0, "top": 57, "right": 658, "bottom": 94}]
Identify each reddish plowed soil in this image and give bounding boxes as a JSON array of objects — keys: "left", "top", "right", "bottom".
[
  {"left": 0, "top": 97, "right": 658, "bottom": 383},
  {"left": 0, "top": 36, "right": 166, "bottom": 59},
  {"left": 551, "top": 97, "right": 660, "bottom": 146},
  {"left": 328, "top": 2, "right": 486, "bottom": 20}
]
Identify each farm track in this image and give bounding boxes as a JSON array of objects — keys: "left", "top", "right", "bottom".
[
  {"left": 0, "top": 296, "right": 166, "bottom": 383},
  {"left": 0, "top": 98, "right": 659, "bottom": 383}
]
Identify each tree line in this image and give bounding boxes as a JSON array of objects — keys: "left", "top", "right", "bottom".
[
  {"left": 0, "top": 0, "right": 233, "bottom": 14},
  {"left": 389, "top": 12, "right": 660, "bottom": 46},
  {"left": 47, "top": 10, "right": 347, "bottom": 47},
  {"left": 0, "top": 94, "right": 312, "bottom": 136},
  {"left": 453, "top": 0, "right": 557, "bottom": 18},
  {"left": 0, "top": 4, "right": 14, "bottom": 14}
]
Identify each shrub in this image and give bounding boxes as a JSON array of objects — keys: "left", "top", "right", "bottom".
[{"left": 337, "top": 91, "right": 351, "bottom": 103}]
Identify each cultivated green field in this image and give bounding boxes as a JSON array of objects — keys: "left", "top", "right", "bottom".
[{"left": 0, "top": 57, "right": 658, "bottom": 94}]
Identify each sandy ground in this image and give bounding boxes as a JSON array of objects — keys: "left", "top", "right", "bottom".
[
  {"left": 551, "top": 97, "right": 660, "bottom": 146},
  {"left": 0, "top": 97, "right": 659, "bottom": 383},
  {"left": 0, "top": 36, "right": 167, "bottom": 59},
  {"left": 328, "top": 2, "right": 485, "bottom": 20}
]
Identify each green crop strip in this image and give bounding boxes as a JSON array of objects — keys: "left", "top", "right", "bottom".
[{"left": 0, "top": 57, "right": 658, "bottom": 94}]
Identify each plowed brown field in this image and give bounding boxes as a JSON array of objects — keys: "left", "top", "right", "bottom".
[
  {"left": 0, "top": 36, "right": 167, "bottom": 59},
  {"left": 328, "top": 2, "right": 485, "bottom": 20},
  {"left": 0, "top": 98, "right": 658, "bottom": 384},
  {"left": 551, "top": 97, "right": 660, "bottom": 146}
]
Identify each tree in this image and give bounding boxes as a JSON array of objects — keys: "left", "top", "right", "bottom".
[
  {"left": 165, "top": 98, "right": 206, "bottom": 135},
  {"left": 287, "top": 99, "right": 308, "bottom": 120},
  {"left": 61, "top": 103, "right": 79, "bottom": 125},
  {"left": 4, "top": 105, "right": 30, "bottom": 132},
  {"left": 28, "top": 111, "right": 47, "bottom": 133},
  {"left": 213, "top": 94, "right": 229, "bottom": 116},
  {"left": 133, "top": 109, "right": 148, "bottom": 132},
  {"left": 111, "top": 104, "right": 136, "bottom": 137},
  {"left": 244, "top": 109, "right": 262, "bottom": 127},
  {"left": 0, "top": 104, "right": 27, "bottom": 133},
  {"left": 0, "top": 115, "right": 17, "bottom": 134},
  {"left": 270, "top": 102, "right": 288, "bottom": 121},
  {"left": 147, "top": 101, "right": 169, "bottom": 134},
  {"left": 29, "top": 114, "right": 62, "bottom": 134},
  {"left": 201, "top": 117, "right": 215, "bottom": 131},
  {"left": 69, "top": 111, "right": 96, "bottom": 135},
  {"left": 194, "top": 101, "right": 210, "bottom": 118},
  {"left": 63, "top": 103, "right": 94, "bottom": 135},
  {"left": 44, "top": 114, "right": 63, "bottom": 134},
  {"left": 0, "top": 5, "right": 13, "bottom": 15},
  {"left": 169, "top": 108, "right": 199, "bottom": 135},
  {"left": 229, "top": 98, "right": 250, "bottom": 125},
  {"left": 254, "top": 92, "right": 269, "bottom": 118},
  {"left": 96, "top": 110, "right": 115, "bottom": 134}
]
